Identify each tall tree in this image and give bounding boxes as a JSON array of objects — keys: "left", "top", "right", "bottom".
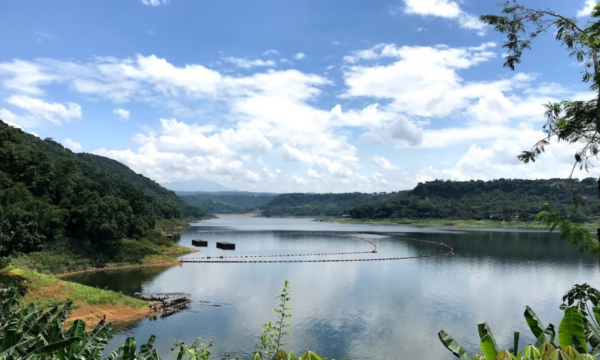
[{"left": 482, "top": 0, "right": 600, "bottom": 256}]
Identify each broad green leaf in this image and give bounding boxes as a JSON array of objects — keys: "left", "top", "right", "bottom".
[
  {"left": 478, "top": 323, "right": 500, "bottom": 360},
  {"left": 563, "top": 346, "right": 580, "bottom": 360},
  {"left": 299, "top": 351, "right": 323, "bottom": 360},
  {"left": 525, "top": 307, "right": 546, "bottom": 339},
  {"left": 494, "top": 349, "right": 515, "bottom": 360},
  {"left": 582, "top": 317, "right": 600, "bottom": 351},
  {"left": 250, "top": 352, "right": 263, "bottom": 360},
  {"left": 438, "top": 330, "right": 473, "bottom": 360},
  {"left": 535, "top": 325, "right": 556, "bottom": 348},
  {"left": 593, "top": 306, "right": 600, "bottom": 328},
  {"left": 559, "top": 307, "right": 587, "bottom": 352},
  {"left": 516, "top": 345, "right": 540, "bottom": 360}
]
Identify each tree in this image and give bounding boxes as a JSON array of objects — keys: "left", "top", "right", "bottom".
[
  {"left": 481, "top": 0, "right": 600, "bottom": 254},
  {"left": 0, "top": 210, "right": 44, "bottom": 257}
]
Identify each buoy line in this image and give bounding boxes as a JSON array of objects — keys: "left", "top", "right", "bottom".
[{"left": 179, "top": 232, "right": 454, "bottom": 264}]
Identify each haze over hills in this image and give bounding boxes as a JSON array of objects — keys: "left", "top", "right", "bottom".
[{"left": 162, "top": 179, "right": 233, "bottom": 192}]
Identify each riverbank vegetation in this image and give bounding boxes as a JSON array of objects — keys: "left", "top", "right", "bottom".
[
  {"left": 259, "top": 192, "right": 406, "bottom": 217},
  {"left": 0, "top": 269, "right": 150, "bottom": 327},
  {"left": 0, "top": 120, "right": 205, "bottom": 273},
  {"left": 177, "top": 191, "right": 276, "bottom": 214},
  {"left": 0, "top": 279, "right": 329, "bottom": 360},
  {"left": 344, "top": 178, "right": 598, "bottom": 224}
]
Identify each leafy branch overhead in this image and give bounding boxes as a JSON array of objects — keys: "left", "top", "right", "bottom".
[{"left": 482, "top": 0, "right": 600, "bottom": 176}]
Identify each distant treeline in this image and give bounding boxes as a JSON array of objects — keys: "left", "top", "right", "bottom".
[
  {"left": 0, "top": 120, "right": 206, "bottom": 269},
  {"left": 177, "top": 192, "right": 277, "bottom": 214},
  {"left": 347, "top": 178, "right": 599, "bottom": 222},
  {"left": 259, "top": 192, "right": 407, "bottom": 217}
]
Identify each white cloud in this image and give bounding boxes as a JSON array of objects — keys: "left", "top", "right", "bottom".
[
  {"left": 6, "top": 95, "right": 81, "bottom": 125},
  {"left": 402, "top": 0, "right": 487, "bottom": 35},
  {"left": 0, "top": 60, "right": 59, "bottom": 95},
  {"left": 342, "top": 43, "right": 534, "bottom": 119},
  {"left": 294, "top": 52, "right": 307, "bottom": 60},
  {"left": 62, "top": 138, "right": 83, "bottom": 152},
  {"left": 263, "top": 49, "right": 279, "bottom": 56},
  {"left": 371, "top": 155, "right": 397, "bottom": 170},
  {"left": 224, "top": 57, "right": 277, "bottom": 69},
  {"left": 141, "top": 0, "right": 169, "bottom": 6},
  {"left": 578, "top": 0, "right": 598, "bottom": 17},
  {"left": 113, "top": 108, "right": 130, "bottom": 120}
]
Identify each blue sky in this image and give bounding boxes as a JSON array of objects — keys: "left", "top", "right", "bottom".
[{"left": 0, "top": 0, "right": 598, "bottom": 192}]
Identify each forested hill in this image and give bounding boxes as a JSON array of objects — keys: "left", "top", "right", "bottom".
[
  {"left": 347, "top": 178, "right": 599, "bottom": 223},
  {"left": 260, "top": 192, "right": 407, "bottom": 217},
  {"left": 0, "top": 120, "right": 206, "bottom": 262},
  {"left": 177, "top": 192, "right": 277, "bottom": 214}
]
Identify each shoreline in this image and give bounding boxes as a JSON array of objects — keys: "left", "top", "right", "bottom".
[
  {"left": 317, "top": 217, "right": 597, "bottom": 229},
  {"left": 55, "top": 259, "right": 182, "bottom": 278}
]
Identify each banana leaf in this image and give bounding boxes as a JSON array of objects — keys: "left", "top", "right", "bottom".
[
  {"left": 478, "top": 323, "right": 499, "bottom": 360},
  {"left": 534, "top": 324, "right": 556, "bottom": 348},
  {"left": 558, "top": 307, "right": 587, "bottom": 352},
  {"left": 438, "top": 330, "right": 473, "bottom": 360},
  {"left": 524, "top": 307, "right": 545, "bottom": 339}
]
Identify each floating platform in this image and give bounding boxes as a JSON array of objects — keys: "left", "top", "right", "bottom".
[
  {"left": 192, "top": 239, "right": 208, "bottom": 247},
  {"left": 216, "top": 241, "right": 235, "bottom": 250}
]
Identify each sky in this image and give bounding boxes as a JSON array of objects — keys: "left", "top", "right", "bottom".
[{"left": 1, "top": 0, "right": 599, "bottom": 193}]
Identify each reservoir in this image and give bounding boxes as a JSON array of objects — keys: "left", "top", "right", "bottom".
[{"left": 64, "top": 218, "right": 600, "bottom": 360}]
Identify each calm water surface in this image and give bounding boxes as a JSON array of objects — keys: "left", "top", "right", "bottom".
[{"left": 65, "top": 218, "right": 600, "bottom": 360}]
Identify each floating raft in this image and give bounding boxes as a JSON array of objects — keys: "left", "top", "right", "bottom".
[
  {"left": 216, "top": 241, "right": 235, "bottom": 250},
  {"left": 192, "top": 239, "right": 208, "bottom": 247}
]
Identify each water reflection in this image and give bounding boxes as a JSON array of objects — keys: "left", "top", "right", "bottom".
[{"left": 64, "top": 219, "right": 600, "bottom": 360}]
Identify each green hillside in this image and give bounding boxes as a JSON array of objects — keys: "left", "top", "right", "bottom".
[
  {"left": 177, "top": 192, "right": 276, "bottom": 214},
  {"left": 0, "top": 120, "right": 207, "bottom": 273},
  {"left": 347, "top": 178, "right": 599, "bottom": 223},
  {"left": 260, "top": 192, "right": 406, "bottom": 217}
]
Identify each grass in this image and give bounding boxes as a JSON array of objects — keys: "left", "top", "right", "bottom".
[
  {"left": 155, "top": 217, "right": 197, "bottom": 230},
  {"left": 11, "top": 234, "right": 196, "bottom": 276},
  {"left": 317, "top": 217, "right": 598, "bottom": 229},
  {"left": 0, "top": 267, "right": 150, "bottom": 326}
]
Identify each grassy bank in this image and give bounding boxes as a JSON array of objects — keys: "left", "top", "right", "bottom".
[
  {"left": 0, "top": 268, "right": 151, "bottom": 327},
  {"left": 318, "top": 217, "right": 597, "bottom": 229},
  {"left": 10, "top": 234, "right": 196, "bottom": 276}
]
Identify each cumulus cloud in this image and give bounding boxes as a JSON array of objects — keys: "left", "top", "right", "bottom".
[
  {"left": 577, "top": 0, "right": 598, "bottom": 17},
  {"left": 294, "top": 52, "right": 307, "bottom": 60},
  {"left": 0, "top": 60, "right": 59, "bottom": 95},
  {"left": 371, "top": 155, "right": 397, "bottom": 170},
  {"left": 0, "top": 42, "right": 584, "bottom": 192},
  {"left": 62, "top": 138, "right": 83, "bottom": 152},
  {"left": 224, "top": 57, "right": 277, "bottom": 69},
  {"left": 402, "top": 0, "right": 487, "bottom": 35},
  {"left": 5, "top": 95, "right": 81, "bottom": 126},
  {"left": 113, "top": 108, "right": 130, "bottom": 120}
]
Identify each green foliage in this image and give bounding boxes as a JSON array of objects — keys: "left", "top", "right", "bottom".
[
  {"left": 0, "top": 279, "right": 329, "bottom": 360},
  {"left": 482, "top": 1, "right": 600, "bottom": 255},
  {"left": 347, "top": 178, "right": 598, "bottom": 223},
  {"left": 178, "top": 192, "right": 276, "bottom": 214},
  {"left": 256, "top": 280, "right": 293, "bottom": 357},
  {"left": 260, "top": 192, "right": 404, "bottom": 217},
  {"left": 0, "top": 119, "right": 206, "bottom": 264},
  {"left": 439, "top": 284, "right": 600, "bottom": 360},
  {"left": 535, "top": 212, "right": 600, "bottom": 256},
  {"left": 172, "top": 338, "right": 214, "bottom": 360}
]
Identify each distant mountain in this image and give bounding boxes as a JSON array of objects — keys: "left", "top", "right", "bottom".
[
  {"left": 177, "top": 191, "right": 278, "bottom": 214},
  {"left": 162, "top": 179, "right": 232, "bottom": 192},
  {"left": 259, "top": 192, "right": 406, "bottom": 217}
]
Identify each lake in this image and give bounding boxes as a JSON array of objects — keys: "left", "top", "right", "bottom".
[{"left": 65, "top": 218, "right": 600, "bottom": 360}]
